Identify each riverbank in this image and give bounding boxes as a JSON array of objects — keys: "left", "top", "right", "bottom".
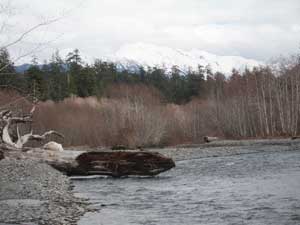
[
  {"left": 0, "top": 159, "right": 89, "bottom": 225},
  {"left": 1, "top": 138, "right": 300, "bottom": 224},
  {"left": 151, "top": 138, "right": 300, "bottom": 161}
]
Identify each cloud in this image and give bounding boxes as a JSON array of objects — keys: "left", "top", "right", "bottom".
[{"left": 1, "top": 0, "right": 300, "bottom": 64}]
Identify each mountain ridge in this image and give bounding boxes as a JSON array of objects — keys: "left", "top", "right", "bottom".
[
  {"left": 103, "top": 43, "right": 263, "bottom": 75},
  {"left": 14, "top": 43, "right": 263, "bottom": 75}
]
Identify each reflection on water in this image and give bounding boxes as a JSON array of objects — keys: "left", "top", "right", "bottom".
[{"left": 74, "top": 150, "right": 300, "bottom": 225}]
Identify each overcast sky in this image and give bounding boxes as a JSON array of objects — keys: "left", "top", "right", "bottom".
[{"left": 2, "top": 0, "right": 300, "bottom": 63}]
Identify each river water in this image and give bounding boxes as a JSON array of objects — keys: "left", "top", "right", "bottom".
[{"left": 74, "top": 150, "right": 300, "bottom": 225}]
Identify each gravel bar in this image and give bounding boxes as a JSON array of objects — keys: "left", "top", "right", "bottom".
[
  {"left": 151, "top": 139, "right": 300, "bottom": 161},
  {"left": 0, "top": 159, "right": 89, "bottom": 225}
]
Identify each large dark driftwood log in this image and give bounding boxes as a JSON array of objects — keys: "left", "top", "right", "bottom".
[{"left": 4, "top": 149, "right": 175, "bottom": 177}]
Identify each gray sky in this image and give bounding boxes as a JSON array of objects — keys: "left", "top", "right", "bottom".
[{"left": 2, "top": 0, "right": 300, "bottom": 63}]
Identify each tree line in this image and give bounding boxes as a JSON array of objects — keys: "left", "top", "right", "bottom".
[
  {"left": 1, "top": 47, "right": 300, "bottom": 143},
  {"left": 0, "top": 48, "right": 208, "bottom": 104}
]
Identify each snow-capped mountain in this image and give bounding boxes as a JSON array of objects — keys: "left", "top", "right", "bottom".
[{"left": 104, "top": 43, "right": 263, "bottom": 75}]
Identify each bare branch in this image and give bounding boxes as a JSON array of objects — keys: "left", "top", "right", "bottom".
[
  {"left": 2, "top": 116, "right": 15, "bottom": 147},
  {"left": 15, "top": 130, "right": 64, "bottom": 149},
  {"left": 0, "top": 17, "right": 61, "bottom": 51},
  {"left": 0, "top": 32, "right": 64, "bottom": 73},
  {"left": 0, "top": 109, "right": 10, "bottom": 118},
  {"left": 29, "top": 104, "right": 36, "bottom": 115},
  {"left": 0, "top": 85, "right": 30, "bottom": 97},
  {"left": 31, "top": 130, "right": 64, "bottom": 141},
  {"left": 0, "top": 95, "right": 30, "bottom": 110},
  {"left": 10, "top": 116, "right": 33, "bottom": 124}
]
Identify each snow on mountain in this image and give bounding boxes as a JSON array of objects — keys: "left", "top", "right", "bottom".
[{"left": 104, "top": 43, "right": 263, "bottom": 75}]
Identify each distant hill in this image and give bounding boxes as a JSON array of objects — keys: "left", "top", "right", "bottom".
[
  {"left": 14, "top": 64, "right": 45, "bottom": 73},
  {"left": 15, "top": 64, "right": 32, "bottom": 73},
  {"left": 14, "top": 64, "right": 68, "bottom": 73}
]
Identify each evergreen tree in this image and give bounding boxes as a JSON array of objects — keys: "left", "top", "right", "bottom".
[
  {"left": 169, "top": 66, "right": 186, "bottom": 103},
  {"left": 77, "top": 65, "right": 97, "bottom": 97},
  {"left": 66, "top": 49, "right": 83, "bottom": 96},
  {"left": 26, "top": 57, "right": 46, "bottom": 100},
  {"left": 0, "top": 48, "right": 14, "bottom": 73},
  {"left": 147, "top": 67, "right": 168, "bottom": 94},
  {"left": 186, "top": 65, "right": 205, "bottom": 100},
  {"left": 0, "top": 48, "right": 17, "bottom": 87},
  {"left": 47, "top": 51, "right": 69, "bottom": 100}
]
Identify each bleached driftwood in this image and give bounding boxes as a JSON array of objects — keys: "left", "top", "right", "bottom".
[
  {"left": 0, "top": 102, "right": 63, "bottom": 149},
  {"left": 43, "top": 141, "right": 64, "bottom": 152}
]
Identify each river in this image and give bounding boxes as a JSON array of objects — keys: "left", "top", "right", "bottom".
[{"left": 74, "top": 149, "right": 300, "bottom": 225}]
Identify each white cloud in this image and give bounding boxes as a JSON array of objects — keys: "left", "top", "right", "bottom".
[{"left": 1, "top": 0, "right": 300, "bottom": 64}]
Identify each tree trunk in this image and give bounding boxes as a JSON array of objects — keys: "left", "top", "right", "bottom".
[{"left": 2, "top": 148, "right": 175, "bottom": 177}]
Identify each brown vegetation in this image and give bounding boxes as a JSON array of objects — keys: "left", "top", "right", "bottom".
[
  {"left": 31, "top": 84, "right": 223, "bottom": 147},
  {"left": 33, "top": 85, "right": 168, "bottom": 147}
]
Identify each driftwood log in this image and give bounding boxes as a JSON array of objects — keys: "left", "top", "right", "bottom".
[
  {"left": 291, "top": 136, "right": 300, "bottom": 140},
  {"left": 3, "top": 148, "right": 175, "bottom": 177},
  {"left": 0, "top": 101, "right": 64, "bottom": 150},
  {"left": 203, "top": 136, "right": 219, "bottom": 143}
]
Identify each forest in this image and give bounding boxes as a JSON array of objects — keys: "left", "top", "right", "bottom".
[{"left": 1, "top": 48, "right": 300, "bottom": 148}]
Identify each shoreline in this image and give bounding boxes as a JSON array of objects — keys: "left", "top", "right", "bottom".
[
  {"left": 1, "top": 138, "right": 300, "bottom": 224},
  {"left": 0, "top": 159, "right": 89, "bottom": 225},
  {"left": 150, "top": 138, "right": 300, "bottom": 161}
]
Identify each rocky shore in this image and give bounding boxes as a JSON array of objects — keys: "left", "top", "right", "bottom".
[{"left": 0, "top": 159, "right": 89, "bottom": 225}]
